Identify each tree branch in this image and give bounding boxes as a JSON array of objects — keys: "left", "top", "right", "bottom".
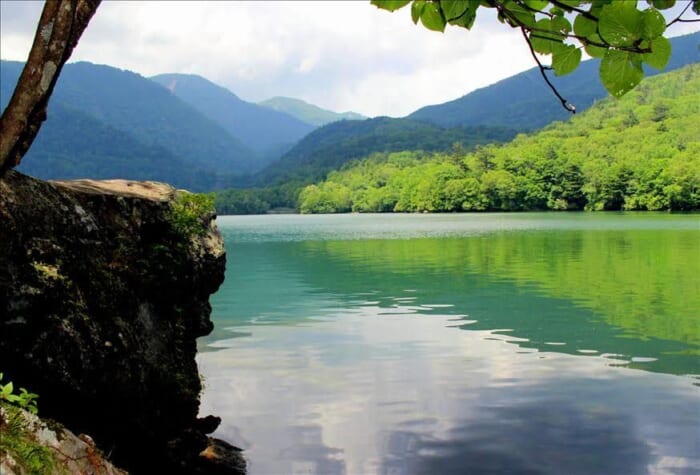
[
  {"left": 0, "top": 0, "right": 102, "bottom": 175},
  {"left": 666, "top": 0, "right": 693, "bottom": 27},
  {"left": 520, "top": 27, "right": 576, "bottom": 114}
]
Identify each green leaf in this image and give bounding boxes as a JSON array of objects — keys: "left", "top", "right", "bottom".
[
  {"left": 524, "top": 0, "right": 549, "bottom": 10},
  {"left": 644, "top": 36, "right": 671, "bottom": 69},
  {"left": 583, "top": 33, "right": 608, "bottom": 58},
  {"left": 651, "top": 0, "right": 676, "bottom": 9},
  {"left": 552, "top": 43, "right": 582, "bottom": 76},
  {"left": 370, "top": 0, "right": 411, "bottom": 12},
  {"left": 549, "top": 6, "right": 565, "bottom": 16},
  {"left": 444, "top": 0, "right": 479, "bottom": 28},
  {"left": 441, "top": 0, "right": 469, "bottom": 20},
  {"left": 599, "top": 1, "right": 644, "bottom": 46},
  {"left": 573, "top": 14, "right": 597, "bottom": 37},
  {"left": 694, "top": 0, "right": 700, "bottom": 15},
  {"left": 557, "top": 0, "right": 582, "bottom": 9},
  {"left": 600, "top": 49, "right": 644, "bottom": 97},
  {"left": 411, "top": 0, "right": 426, "bottom": 23},
  {"left": 640, "top": 8, "right": 666, "bottom": 40},
  {"left": 421, "top": 2, "right": 446, "bottom": 32},
  {"left": 552, "top": 15, "right": 572, "bottom": 34},
  {"left": 504, "top": 0, "right": 536, "bottom": 28},
  {"left": 530, "top": 18, "right": 564, "bottom": 54}
]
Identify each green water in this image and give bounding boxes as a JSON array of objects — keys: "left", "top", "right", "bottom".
[{"left": 198, "top": 213, "right": 700, "bottom": 475}]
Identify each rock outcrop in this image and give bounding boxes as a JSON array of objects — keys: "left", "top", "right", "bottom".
[{"left": 0, "top": 171, "right": 244, "bottom": 473}]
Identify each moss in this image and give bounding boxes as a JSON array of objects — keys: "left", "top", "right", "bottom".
[
  {"left": 0, "top": 403, "right": 58, "bottom": 475},
  {"left": 31, "top": 262, "right": 64, "bottom": 282}
]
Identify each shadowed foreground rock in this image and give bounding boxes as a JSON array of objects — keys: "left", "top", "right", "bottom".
[{"left": 0, "top": 171, "right": 245, "bottom": 474}]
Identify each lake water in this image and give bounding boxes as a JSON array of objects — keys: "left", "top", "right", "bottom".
[{"left": 197, "top": 213, "right": 700, "bottom": 475}]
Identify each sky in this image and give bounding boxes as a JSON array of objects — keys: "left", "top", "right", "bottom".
[{"left": 1, "top": 1, "right": 698, "bottom": 118}]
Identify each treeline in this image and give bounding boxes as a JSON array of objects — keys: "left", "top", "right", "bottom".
[{"left": 297, "top": 65, "right": 699, "bottom": 214}]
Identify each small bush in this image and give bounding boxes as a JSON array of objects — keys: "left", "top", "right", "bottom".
[{"left": 167, "top": 192, "right": 215, "bottom": 238}]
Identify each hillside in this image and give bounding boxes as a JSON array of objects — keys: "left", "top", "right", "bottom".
[
  {"left": 1, "top": 61, "right": 259, "bottom": 185},
  {"left": 151, "top": 74, "right": 315, "bottom": 166},
  {"left": 258, "top": 96, "right": 366, "bottom": 126},
  {"left": 251, "top": 117, "right": 516, "bottom": 187},
  {"left": 14, "top": 103, "right": 216, "bottom": 191},
  {"left": 297, "top": 64, "right": 699, "bottom": 213},
  {"left": 408, "top": 32, "right": 700, "bottom": 130}
]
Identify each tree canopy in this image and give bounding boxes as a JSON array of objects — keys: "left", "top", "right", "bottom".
[{"left": 297, "top": 64, "right": 700, "bottom": 214}]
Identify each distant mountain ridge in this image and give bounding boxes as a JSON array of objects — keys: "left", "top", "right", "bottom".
[
  {"left": 408, "top": 31, "right": 700, "bottom": 130},
  {"left": 151, "top": 74, "right": 316, "bottom": 166},
  {"left": 258, "top": 96, "right": 366, "bottom": 126}
]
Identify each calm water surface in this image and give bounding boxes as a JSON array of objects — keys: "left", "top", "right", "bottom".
[{"left": 197, "top": 213, "right": 700, "bottom": 475}]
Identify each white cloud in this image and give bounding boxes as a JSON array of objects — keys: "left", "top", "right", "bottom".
[{"left": 1, "top": 1, "right": 698, "bottom": 117}]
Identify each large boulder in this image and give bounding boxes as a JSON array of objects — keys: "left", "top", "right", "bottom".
[{"left": 0, "top": 171, "right": 243, "bottom": 473}]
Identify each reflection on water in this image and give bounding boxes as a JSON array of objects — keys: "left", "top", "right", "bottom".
[{"left": 198, "top": 213, "right": 700, "bottom": 475}]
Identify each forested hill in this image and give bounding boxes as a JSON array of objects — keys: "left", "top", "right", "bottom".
[
  {"left": 249, "top": 117, "right": 517, "bottom": 187},
  {"left": 297, "top": 64, "right": 699, "bottom": 213},
  {"left": 0, "top": 61, "right": 257, "bottom": 189},
  {"left": 258, "top": 96, "right": 367, "bottom": 126},
  {"left": 408, "top": 31, "right": 699, "bottom": 130},
  {"left": 151, "top": 74, "right": 315, "bottom": 166}
]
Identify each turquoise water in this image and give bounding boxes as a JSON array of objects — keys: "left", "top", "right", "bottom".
[{"left": 197, "top": 213, "right": 700, "bottom": 475}]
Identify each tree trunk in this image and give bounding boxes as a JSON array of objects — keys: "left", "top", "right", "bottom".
[{"left": 0, "top": 0, "right": 101, "bottom": 176}]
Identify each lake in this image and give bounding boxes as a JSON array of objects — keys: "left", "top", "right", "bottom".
[{"left": 197, "top": 213, "right": 700, "bottom": 475}]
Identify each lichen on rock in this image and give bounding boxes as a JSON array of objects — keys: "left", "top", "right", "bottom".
[{"left": 0, "top": 171, "right": 244, "bottom": 474}]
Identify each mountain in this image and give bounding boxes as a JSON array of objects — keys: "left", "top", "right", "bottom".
[
  {"left": 258, "top": 96, "right": 366, "bottom": 126},
  {"left": 13, "top": 103, "right": 216, "bottom": 191},
  {"left": 296, "top": 64, "right": 700, "bottom": 213},
  {"left": 150, "top": 74, "right": 315, "bottom": 165},
  {"left": 1, "top": 61, "right": 259, "bottom": 188},
  {"left": 252, "top": 117, "right": 516, "bottom": 186},
  {"left": 408, "top": 31, "right": 700, "bottom": 130},
  {"left": 47, "top": 62, "right": 259, "bottom": 174}
]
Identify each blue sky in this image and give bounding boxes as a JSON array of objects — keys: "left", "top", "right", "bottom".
[{"left": 1, "top": 1, "right": 697, "bottom": 117}]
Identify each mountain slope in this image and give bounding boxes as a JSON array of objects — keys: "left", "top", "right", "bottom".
[
  {"left": 258, "top": 96, "right": 366, "bottom": 126},
  {"left": 15, "top": 103, "right": 216, "bottom": 191},
  {"left": 151, "top": 74, "right": 315, "bottom": 166},
  {"left": 48, "top": 62, "right": 258, "bottom": 175},
  {"left": 298, "top": 64, "right": 700, "bottom": 213},
  {"left": 1, "top": 60, "right": 258, "bottom": 186},
  {"left": 253, "top": 117, "right": 516, "bottom": 186},
  {"left": 408, "top": 31, "right": 700, "bottom": 130}
]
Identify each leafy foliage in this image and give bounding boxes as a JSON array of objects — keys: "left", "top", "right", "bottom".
[
  {"left": 299, "top": 64, "right": 700, "bottom": 213},
  {"left": 372, "top": 0, "right": 698, "bottom": 98},
  {"left": 168, "top": 192, "right": 216, "bottom": 238},
  {"left": 0, "top": 373, "right": 38, "bottom": 415}
]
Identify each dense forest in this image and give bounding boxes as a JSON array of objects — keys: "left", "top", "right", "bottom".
[
  {"left": 216, "top": 122, "right": 517, "bottom": 213},
  {"left": 292, "top": 64, "right": 698, "bottom": 214}
]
